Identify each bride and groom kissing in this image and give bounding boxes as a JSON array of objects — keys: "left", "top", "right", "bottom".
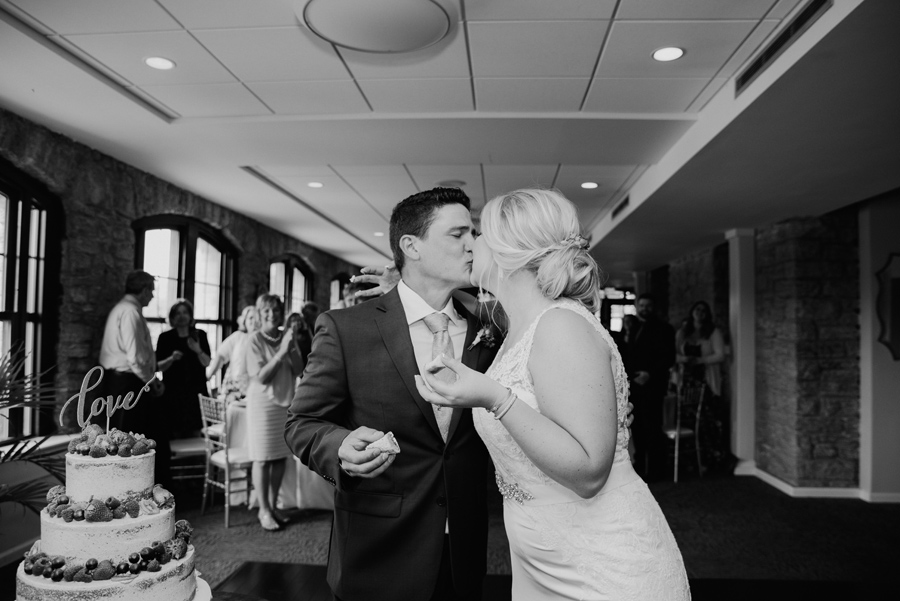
[{"left": 285, "top": 187, "right": 690, "bottom": 600}]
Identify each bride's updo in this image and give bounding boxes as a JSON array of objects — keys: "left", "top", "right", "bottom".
[{"left": 480, "top": 188, "right": 603, "bottom": 312}]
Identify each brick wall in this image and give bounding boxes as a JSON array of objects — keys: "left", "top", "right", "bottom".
[
  {"left": 755, "top": 207, "right": 859, "bottom": 487},
  {"left": 0, "top": 108, "right": 359, "bottom": 426}
]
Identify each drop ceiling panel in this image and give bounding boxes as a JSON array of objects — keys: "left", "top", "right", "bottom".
[
  {"left": 256, "top": 165, "right": 334, "bottom": 178},
  {"left": 468, "top": 21, "right": 609, "bottom": 78},
  {"left": 275, "top": 174, "right": 392, "bottom": 236},
  {"left": 360, "top": 79, "right": 472, "bottom": 113},
  {"left": 193, "top": 27, "right": 349, "bottom": 82},
  {"left": 596, "top": 20, "right": 758, "bottom": 79},
  {"left": 584, "top": 78, "right": 710, "bottom": 113},
  {"left": 617, "top": 0, "right": 778, "bottom": 20},
  {"left": 465, "top": 0, "right": 616, "bottom": 21},
  {"left": 341, "top": 31, "right": 470, "bottom": 79},
  {"left": 482, "top": 165, "right": 559, "bottom": 200},
  {"left": 156, "top": 0, "right": 301, "bottom": 29},
  {"left": 406, "top": 165, "right": 486, "bottom": 207},
  {"left": 9, "top": 0, "right": 181, "bottom": 34},
  {"left": 139, "top": 83, "right": 271, "bottom": 117},
  {"left": 65, "top": 31, "right": 236, "bottom": 86},
  {"left": 330, "top": 166, "right": 419, "bottom": 217},
  {"left": 475, "top": 78, "right": 589, "bottom": 112},
  {"left": 247, "top": 80, "right": 369, "bottom": 114},
  {"left": 556, "top": 164, "right": 634, "bottom": 223}
]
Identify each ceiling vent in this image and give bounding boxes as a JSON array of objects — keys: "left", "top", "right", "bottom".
[
  {"left": 736, "top": 0, "right": 832, "bottom": 96},
  {"left": 611, "top": 196, "right": 630, "bottom": 220}
]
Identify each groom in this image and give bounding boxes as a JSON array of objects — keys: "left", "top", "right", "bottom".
[{"left": 285, "top": 187, "right": 500, "bottom": 601}]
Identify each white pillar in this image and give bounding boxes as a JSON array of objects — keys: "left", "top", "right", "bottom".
[{"left": 726, "top": 228, "right": 756, "bottom": 474}]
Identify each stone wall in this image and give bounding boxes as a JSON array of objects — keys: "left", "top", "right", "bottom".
[
  {"left": 0, "top": 107, "right": 359, "bottom": 427},
  {"left": 755, "top": 207, "right": 859, "bottom": 487}
]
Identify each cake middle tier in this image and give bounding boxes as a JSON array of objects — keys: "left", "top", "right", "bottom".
[
  {"left": 65, "top": 451, "right": 156, "bottom": 502},
  {"left": 40, "top": 506, "right": 175, "bottom": 564}
]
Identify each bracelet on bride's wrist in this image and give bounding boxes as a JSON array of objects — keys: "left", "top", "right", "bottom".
[{"left": 488, "top": 387, "right": 517, "bottom": 420}]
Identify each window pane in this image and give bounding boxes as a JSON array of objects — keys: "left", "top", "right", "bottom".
[
  {"left": 194, "top": 238, "right": 222, "bottom": 320},
  {"left": 13, "top": 203, "right": 23, "bottom": 312},
  {"left": 0, "top": 319, "right": 9, "bottom": 439},
  {"left": 142, "top": 229, "right": 180, "bottom": 321},
  {"left": 0, "top": 194, "right": 7, "bottom": 312},
  {"left": 146, "top": 320, "right": 165, "bottom": 352},
  {"left": 270, "top": 262, "right": 285, "bottom": 297},
  {"left": 291, "top": 267, "right": 305, "bottom": 313},
  {"left": 330, "top": 279, "right": 341, "bottom": 309},
  {"left": 27, "top": 207, "right": 45, "bottom": 313}
]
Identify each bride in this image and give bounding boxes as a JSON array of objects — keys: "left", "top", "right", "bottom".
[{"left": 414, "top": 189, "right": 691, "bottom": 600}]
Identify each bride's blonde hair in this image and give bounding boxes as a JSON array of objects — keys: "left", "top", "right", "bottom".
[{"left": 479, "top": 188, "right": 603, "bottom": 312}]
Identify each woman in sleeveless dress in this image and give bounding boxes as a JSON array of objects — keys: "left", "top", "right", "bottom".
[{"left": 416, "top": 189, "right": 690, "bottom": 600}]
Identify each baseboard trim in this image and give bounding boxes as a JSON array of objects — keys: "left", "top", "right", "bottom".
[
  {"left": 750, "top": 468, "right": 900, "bottom": 502},
  {"left": 859, "top": 490, "right": 900, "bottom": 503}
]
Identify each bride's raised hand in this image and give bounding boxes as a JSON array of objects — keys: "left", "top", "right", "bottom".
[{"left": 414, "top": 355, "right": 507, "bottom": 411}]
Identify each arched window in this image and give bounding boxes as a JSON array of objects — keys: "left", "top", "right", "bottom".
[
  {"left": 133, "top": 216, "right": 238, "bottom": 357},
  {"left": 269, "top": 254, "right": 314, "bottom": 314},
  {"left": 0, "top": 158, "right": 63, "bottom": 441}
]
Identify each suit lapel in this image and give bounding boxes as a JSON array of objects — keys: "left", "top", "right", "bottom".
[{"left": 374, "top": 288, "right": 442, "bottom": 440}]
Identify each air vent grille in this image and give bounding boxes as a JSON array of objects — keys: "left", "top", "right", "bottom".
[
  {"left": 611, "top": 196, "right": 630, "bottom": 219},
  {"left": 736, "top": 0, "right": 832, "bottom": 95}
]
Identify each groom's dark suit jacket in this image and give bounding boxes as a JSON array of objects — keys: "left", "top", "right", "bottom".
[{"left": 285, "top": 288, "right": 500, "bottom": 601}]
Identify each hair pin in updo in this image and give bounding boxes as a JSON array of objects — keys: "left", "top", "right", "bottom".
[{"left": 561, "top": 234, "right": 589, "bottom": 249}]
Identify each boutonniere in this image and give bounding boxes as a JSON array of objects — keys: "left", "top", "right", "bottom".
[{"left": 467, "top": 324, "right": 497, "bottom": 351}]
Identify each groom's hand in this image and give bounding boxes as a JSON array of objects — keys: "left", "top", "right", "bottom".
[{"left": 338, "top": 426, "right": 395, "bottom": 478}]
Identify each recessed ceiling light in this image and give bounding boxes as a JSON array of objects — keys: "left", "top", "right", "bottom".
[
  {"left": 373, "top": 232, "right": 385, "bottom": 237},
  {"left": 144, "top": 57, "right": 176, "bottom": 70},
  {"left": 581, "top": 182, "right": 599, "bottom": 189},
  {"left": 436, "top": 179, "right": 466, "bottom": 188},
  {"left": 307, "top": 182, "right": 324, "bottom": 188},
  {"left": 652, "top": 47, "right": 684, "bottom": 62}
]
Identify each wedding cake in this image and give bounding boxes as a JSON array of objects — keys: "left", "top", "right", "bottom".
[{"left": 15, "top": 424, "right": 211, "bottom": 601}]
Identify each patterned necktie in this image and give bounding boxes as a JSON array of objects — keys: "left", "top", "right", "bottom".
[{"left": 422, "top": 311, "right": 454, "bottom": 441}]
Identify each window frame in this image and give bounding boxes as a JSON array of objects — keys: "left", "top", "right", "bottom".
[
  {"left": 268, "top": 253, "right": 314, "bottom": 314},
  {"left": 133, "top": 215, "right": 239, "bottom": 351},
  {"left": 0, "top": 157, "right": 64, "bottom": 441}
]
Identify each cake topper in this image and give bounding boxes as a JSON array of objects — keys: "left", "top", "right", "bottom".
[{"left": 59, "top": 367, "right": 155, "bottom": 432}]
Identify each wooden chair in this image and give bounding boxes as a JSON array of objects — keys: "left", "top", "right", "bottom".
[
  {"left": 198, "top": 394, "right": 252, "bottom": 527},
  {"left": 663, "top": 382, "right": 706, "bottom": 483}
]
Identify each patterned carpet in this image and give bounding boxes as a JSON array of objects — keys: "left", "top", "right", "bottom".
[{"left": 182, "top": 473, "right": 900, "bottom": 589}]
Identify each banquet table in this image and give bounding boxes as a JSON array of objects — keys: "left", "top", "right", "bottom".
[{"left": 225, "top": 401, "right": 334, "bottom": 510}]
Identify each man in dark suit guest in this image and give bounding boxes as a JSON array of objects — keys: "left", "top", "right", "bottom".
[
  {"left": 623, "top": 293, "right": 675, "bottom": 481},
  {"left": 285, "top": 188, "right": 500, "bottom": 601}
]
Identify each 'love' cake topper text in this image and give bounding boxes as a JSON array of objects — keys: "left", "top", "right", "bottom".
[{"left": 59, "top": 366, "right": 155, "bottom": 431}]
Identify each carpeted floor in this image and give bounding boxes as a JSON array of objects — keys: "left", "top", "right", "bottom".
[
  {"left": 181, "top": 473, "right": 900, "bottom": 589},
  {"left": 3, "top": 473, "right": 896, "bottom": 600}
]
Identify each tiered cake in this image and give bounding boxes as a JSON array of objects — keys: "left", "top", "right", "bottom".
[{"left": 15, "top": 425, "right": 211, "bottom": 601}]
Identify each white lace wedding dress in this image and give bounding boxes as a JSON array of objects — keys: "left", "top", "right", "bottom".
[{"left": 473, "top": 299, "right": 691, "bottom": 600}]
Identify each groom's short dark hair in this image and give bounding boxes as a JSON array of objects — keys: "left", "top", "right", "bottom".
[{"left": 390, "top": 187, "right": 471, "bottom": 272}]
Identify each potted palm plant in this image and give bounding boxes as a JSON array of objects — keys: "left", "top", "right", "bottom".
[{"left": 0, "top": 344, "right": 64, "bottom": 515}]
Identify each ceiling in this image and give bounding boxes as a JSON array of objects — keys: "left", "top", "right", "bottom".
[{"left": 0, "top": 0, "right": 897, "bottom": 284}]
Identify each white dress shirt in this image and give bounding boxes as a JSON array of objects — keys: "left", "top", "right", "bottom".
[
  {"left": 397, "top": 280, "right": 467, "bottom": 374},
  {"left": 98, "top": 294, "right": 156, "bottom": 382}
]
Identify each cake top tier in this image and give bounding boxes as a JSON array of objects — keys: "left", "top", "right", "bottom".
[{"left": 65, "top": 451, "right": 156, "bottom": 503}]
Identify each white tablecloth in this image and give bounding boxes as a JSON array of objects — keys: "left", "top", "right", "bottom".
[{"left": 226, "top": 402, "right": 334, "bottom": 510}]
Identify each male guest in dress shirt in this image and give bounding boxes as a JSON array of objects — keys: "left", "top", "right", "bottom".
[
  {"left": 98, "top": 270, "right": 166, "bottom": 473},
  {"left": 285, "top": 188, "right": 500, "bottom": 601},
  {"left": 624, "top": 293, "right": 675, "bottom": 481}
]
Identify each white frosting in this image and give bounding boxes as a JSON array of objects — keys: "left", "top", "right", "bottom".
[
  {"left": 65, "top": 452, "right": 156, "bottom": 503},
  {"left": 16, "top": 546, "right": 199, "bottom": 601},
  {"left": 40, "top": 507, "right": 174, "bottom": 564}
]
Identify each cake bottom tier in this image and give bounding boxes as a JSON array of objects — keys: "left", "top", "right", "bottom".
[{"left": 15, "top": 546, "right": 202, "bottom": 601}]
